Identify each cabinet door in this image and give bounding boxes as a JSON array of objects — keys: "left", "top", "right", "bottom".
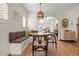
[
  {"left": 64, "top": 31, "right": 70, "bottom": 40},
  {"left": 64, "top": 31, "right": 76, "bottom": 40},
  {"left": 77, "top": 25, "right": 79, "bottom": 41},
  {"left": 77, "top": 26, "right": 79, "bottom": 31},
  {"left": 70, "top": 32, "right": 76, "bottom": 40},
  {"left": 77, "top": 32, "right": 79, "bottom": 41}
]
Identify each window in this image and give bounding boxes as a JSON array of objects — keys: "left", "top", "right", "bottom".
[
  {"left": 23, "top": 16, "right": 26, "bottom": 28},
  {"left": 0, "top": 3, "right": 8, "bottom": 20}
]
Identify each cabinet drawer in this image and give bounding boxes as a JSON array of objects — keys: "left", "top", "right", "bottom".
[{"left": 64, "top": 32, "right": 70, "bottom": 39}]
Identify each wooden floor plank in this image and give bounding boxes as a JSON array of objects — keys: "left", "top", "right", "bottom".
[{"left": 16, "top": 40, "right": 79, "bottom": 56}]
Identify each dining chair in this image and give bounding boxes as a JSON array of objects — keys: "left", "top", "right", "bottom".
[{"left": 47, "top": 33, "right": 57, "bottom": 48}]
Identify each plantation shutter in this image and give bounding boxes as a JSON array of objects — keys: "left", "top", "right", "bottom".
[{"left": 0, "top": 3, "right": 8, "bottom": 20}]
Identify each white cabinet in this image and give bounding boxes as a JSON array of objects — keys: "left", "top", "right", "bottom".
[{"left": 64, "top": 30, "right": 76, "bottom": 41}]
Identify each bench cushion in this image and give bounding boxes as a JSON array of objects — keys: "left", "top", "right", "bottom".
[{"left": 11, "top": 36, "right": 29, "bottom": 43}]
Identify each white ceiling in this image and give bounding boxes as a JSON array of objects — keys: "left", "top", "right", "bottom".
[{"left": 23, "top": 3, "right": 79, "bottom": 16}]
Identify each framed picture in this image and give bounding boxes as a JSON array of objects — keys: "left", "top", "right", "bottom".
[
  {"left": 62, "top": 18, "right": 68, "bottom": 28},
  {"left": 12, "top": 11, "right": 21, "bottom": 20}
]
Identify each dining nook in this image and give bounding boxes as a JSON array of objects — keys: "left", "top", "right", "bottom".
[{"left": 0, "top": 3, "right": 79, "bottom": 56}]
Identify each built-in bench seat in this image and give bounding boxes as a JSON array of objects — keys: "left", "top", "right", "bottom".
[
  {"left": 9, "top": 31, "right": 27, "bottom": 43},
  {"left": 9, "top": 31, "right": 32, "bottom": 55},
  {"left": 11, "top": 36, "right": 29, "bottom": 43}
]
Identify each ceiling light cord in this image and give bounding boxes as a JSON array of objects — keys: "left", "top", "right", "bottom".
[{"left": 40, "top": 3, "right": 41, "bottom": 11}]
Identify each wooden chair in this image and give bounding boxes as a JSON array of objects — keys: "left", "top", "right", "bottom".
[{"left": 47, "top": 33, "right": 57, "bottom": 48}]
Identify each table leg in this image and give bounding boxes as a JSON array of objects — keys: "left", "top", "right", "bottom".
[
  {"left": 44, "top": 36, "right": 48, "bottom": 56},
  {"left": 32, "top": 36, "right": 36, "bottom": 56}
]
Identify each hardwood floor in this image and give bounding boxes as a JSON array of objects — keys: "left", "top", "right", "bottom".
[{"left": 21, "top": 40, "right": 79, "bottom": 56}]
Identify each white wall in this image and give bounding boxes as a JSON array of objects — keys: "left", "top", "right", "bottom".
[
  {"left": 0, "top": 22, "right": 10, "bottom": 56},
  {"left": 27, "top": 13, "right": 39, "bottom": 31},
  {"left": 8, "top": 4, "right": 28, "bottom": 32},
  {"left": 55, "top": 11, "right": 71, "bottom": 40},
  {"left": 0, "top": 4, "right": 28, "bottom": 56},
  {"left": 27, "top": 14, "right": 58, "bottom": 32},
  {"left": 56, "top": 6, "right": 79, "bottom": 40},
  {"left": 40, "top": 17, "right": 58, "bottom": 32}
]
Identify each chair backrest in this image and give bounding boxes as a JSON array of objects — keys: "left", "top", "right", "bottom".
[{"left": 31, "top": 30, "right": 38, "bottom": 33}]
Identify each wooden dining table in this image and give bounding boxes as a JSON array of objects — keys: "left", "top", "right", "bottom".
[{"left": 29, "top": 32, "right": 51, "bottom": 56}]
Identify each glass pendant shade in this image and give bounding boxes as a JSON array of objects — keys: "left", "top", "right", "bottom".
[
  {"left": 37, "top": 3, "right": 44, "bottom": 20},
  {"left": 37, "top": 11, "right": 44, "bottom": 20}
]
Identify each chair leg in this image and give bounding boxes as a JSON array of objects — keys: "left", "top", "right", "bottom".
[
  {"left": 55, "top": 41, "right": 57, "bottom": 48},
  {"left": 55, "top": 37, "right": 57, "bottom": 48},
  {"left": 32, "top": 42, "right": 34, "bottom": 56},
  {"left": 45, "top": 46, "right": 48, "bottom": 56},
  {"left": 54, "top": 35, "right": 57, "bottom": 49},
  {"left": 46, "top": 45, "right": 48, "bottom": 56},
  {"left": 32, "top": 49, "right": 34, "bottom": 56},
  {"left": 32, "top": 44, "right": 34, "bottom": 56},
  {"left": 46, "top": 50, "right": 47, "bottom": 56}
]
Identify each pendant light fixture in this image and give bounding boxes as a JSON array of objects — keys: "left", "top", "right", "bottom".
[{"left": 37, "top": 3, "right": 44, "bottom": 20}]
